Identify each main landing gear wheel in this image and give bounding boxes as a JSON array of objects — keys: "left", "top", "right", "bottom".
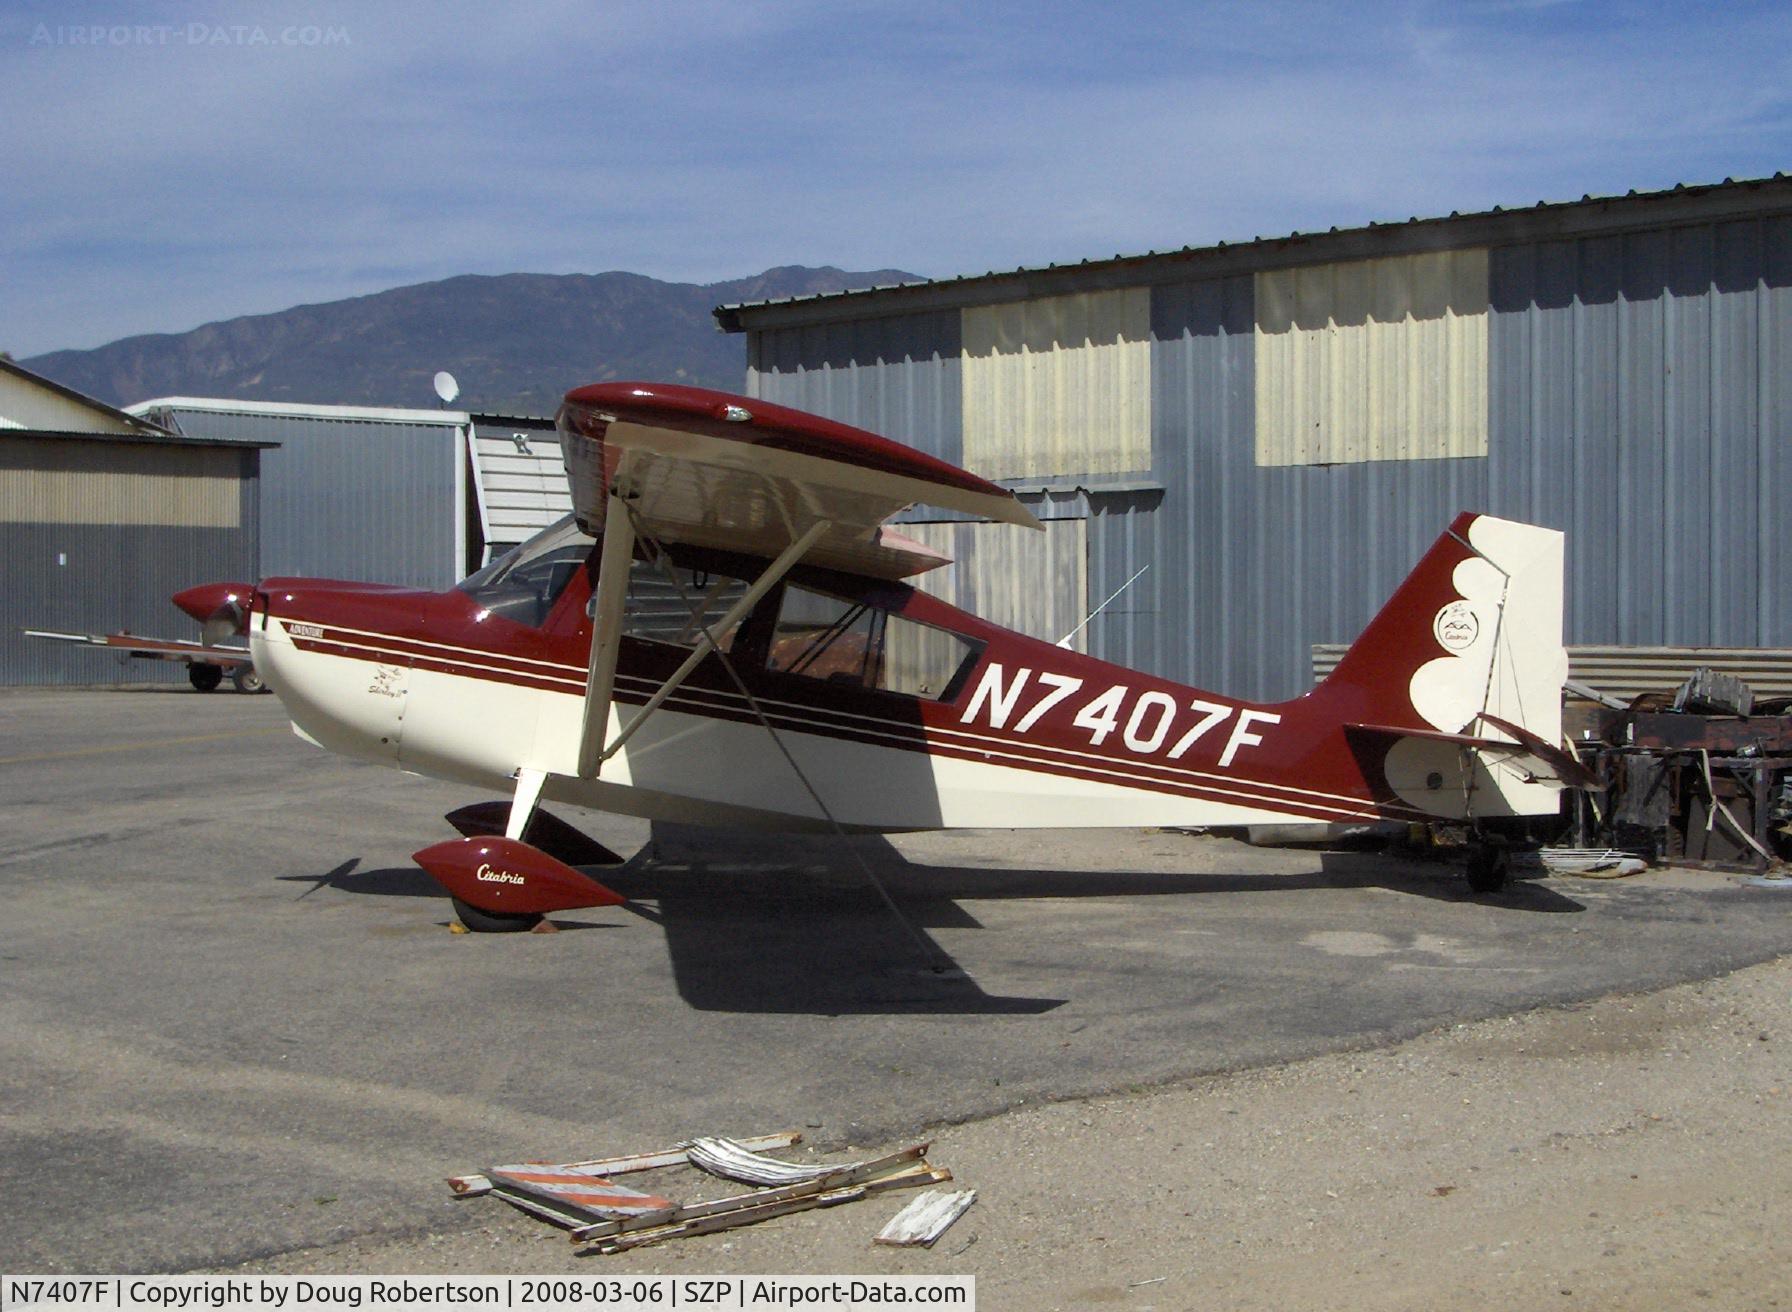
[
  {"left": 1465, "top": 840, "right": 1511, "bottom": 894},
  {"left": 231, "top": 664, "right": 267, "bottom": 694},
  {"left": 187, "top": 662, "right": 224, "bottom": 692},
  {"left": 449, "top": 896, "right": 543, "bottom": 933}
]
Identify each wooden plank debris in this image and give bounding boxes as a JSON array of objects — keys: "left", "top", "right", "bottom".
[
  {"left": 569, "top": 1155, "right": 948, "bottom": 1243},
  {"left": 581, "top": 1167, "right": 952, "bottom": 1254},
  {"left": 491, "top": 1188, "right": 637, "bottom": 1232},
  {"left": 874, "top": 1189, "right": 977, "bottom": 1248},
  {"left": 448, "top": 1130, "right": 802, "bottom": 1197}
]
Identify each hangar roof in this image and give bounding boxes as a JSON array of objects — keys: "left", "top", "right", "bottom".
[
  {"left": 0, "top": 357, "right": 183, "bottom": 437},
  {"left": 2, "top": 426, "right": 274, "bottom": 449},
  {"left": 129, "top": 396, "right": 470, "bottom": 426},
  {"left": 714, "top": 174, "right": 1792, "bottom": 332}
]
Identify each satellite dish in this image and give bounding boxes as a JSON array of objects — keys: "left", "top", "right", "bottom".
[{"left": 433, "top": 371, "right": 460, "bottom": 405}]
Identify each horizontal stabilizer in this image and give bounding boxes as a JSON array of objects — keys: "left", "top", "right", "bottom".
[
  {"left": 1348, "top": 716, "right": 1600, "bottom": 791},
  {"left": 413, "top": 835, "right": 626, "bottom": 915}
]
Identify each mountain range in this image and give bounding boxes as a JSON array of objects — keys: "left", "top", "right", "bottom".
[{"left": 19, "top": 265, "right": 922, "bottom": 415}]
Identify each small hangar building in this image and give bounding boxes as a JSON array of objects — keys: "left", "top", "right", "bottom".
[
  {"left": 4, "top": 380, "right": 568, "bottom": 687},
  {"left": 128, "top": 399, "right": 568, "bottom": 588},
  {"left": 0, "top": 359, "right": 269, "bottom": 686},
  {"left": 716, "top": 176, "right": 1792, "bottom": 703}
]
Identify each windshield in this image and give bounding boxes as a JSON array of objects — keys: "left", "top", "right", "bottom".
[{"left": 458, "top": 514, "right": 595, "bottom": 627}]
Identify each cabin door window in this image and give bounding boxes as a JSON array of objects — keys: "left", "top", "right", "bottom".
[{"left": 766, "top": 585, "right": 981, "bottom": 702}]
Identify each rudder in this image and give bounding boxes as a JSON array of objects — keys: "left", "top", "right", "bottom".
[{"left": 1321, "top": 513, "right": 1570, "bottom": 819}]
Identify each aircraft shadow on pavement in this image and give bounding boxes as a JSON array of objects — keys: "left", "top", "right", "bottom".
[
  {"left": 281, "top": 848, "right": 1063, "bottom": 1016},
  {"left": 284, "top": 825, "right": 1581, "bottom": 1017},
  {"left": 1315, "top": 849, "right": 1586, "bottom": 914},
  {"left": 611, "top": 824, "right": 1585, "bottom": 1013}
]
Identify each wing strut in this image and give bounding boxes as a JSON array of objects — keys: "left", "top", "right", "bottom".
[
  {"left": 631, "top": 517, "right": 952, "bottom": 974},
  {"left": 575, "top": 464, "right": 643, "bottom": 779},
  {"left": 583, "top": 517, "right": 831, "bottom": 776}
]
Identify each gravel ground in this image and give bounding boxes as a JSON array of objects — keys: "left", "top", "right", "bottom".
[{"left": 222, "top": 950, "right": 1792, "bottom": 1311}]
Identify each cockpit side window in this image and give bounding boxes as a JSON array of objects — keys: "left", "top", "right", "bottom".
[
  {"left": 766, "top": 584, "right": 982, "bottom": 701},
  {"left": 621, "top": 558, "right": 750, "bottom": 653},
  {"left": 458, "top": 515, "right": 594, "bottom": 629}
]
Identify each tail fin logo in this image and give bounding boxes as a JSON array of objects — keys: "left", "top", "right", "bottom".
[{"left": 1432, "top": 602, "right": 1480, "bottom": 653}]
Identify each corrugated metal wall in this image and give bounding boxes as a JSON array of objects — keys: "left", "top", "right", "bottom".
[
  {"left": 168, "top": 409, "right": 461, "bottom": 588},
  {"left": 748, "top": 209, "right": 1792, "bottom": 705},
  {"left": 0, "top": 441, "right": 242, "bottom": 526},
  {"left": 1486, "top": 219, "right": 1792, "bottom": 652},
  {"left": 1151, "top": 274, "right": 1492, "bottom": 699},
  {"left": 1, "top": 439, "right": 258, "bottom": 685},
  {"left": 1253, "top": 249, "right": 1489, "bottom": 466},
  {"left": 747, "top": 310, "right": 965, "bottom": 458},
  {"left": 902, "top": 518, "right": 1089, "bottom": 649}
]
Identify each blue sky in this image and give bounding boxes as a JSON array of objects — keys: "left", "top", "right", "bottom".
[{"left": 3, "top": 0, "right": 1790, "bottom": 356}]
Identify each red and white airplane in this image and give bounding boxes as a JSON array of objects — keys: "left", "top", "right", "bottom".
[{"left": 180, "top": 382, "right": 1589, "bottom": 930}]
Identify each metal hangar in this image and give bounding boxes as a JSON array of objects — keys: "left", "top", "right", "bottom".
[{"left": 715, "top": 176, "right": 1792, "bottom": 703}]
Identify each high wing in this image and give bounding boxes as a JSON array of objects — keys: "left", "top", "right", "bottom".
[
  {"left": 553, "top": 382, "right": 1041, "bottom": 784},
  {"left": 26, "top": 629, "right": 252, "bottom": 668},
  {"left": 557, "top": 382, "right": 1041, "bottom": 581}
]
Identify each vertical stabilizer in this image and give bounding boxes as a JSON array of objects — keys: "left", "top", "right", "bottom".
[{"left": 1322, "top": 513, "right": 1570, "bottom": 818}]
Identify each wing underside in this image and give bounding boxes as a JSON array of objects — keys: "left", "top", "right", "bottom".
[{"left": 557, "top": 383, "right": 1040, "bottom": 580}]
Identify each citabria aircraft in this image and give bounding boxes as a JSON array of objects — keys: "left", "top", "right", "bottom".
[{"left": 184, "top": 382, "right": 1588, "bottom": 931}]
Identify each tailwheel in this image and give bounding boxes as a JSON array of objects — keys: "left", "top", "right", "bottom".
[
  {"left": 187, "top": 662, "right": 224, "bottom": 692},
  {"left": 231, "top": 664, "right": 267, "bottom": 694},
  {"left": 449, "top": 896, "right": 543, "bottom": 934},
  {"left": 1465, "top": 838, "right": 1511, "bottom": 894}
]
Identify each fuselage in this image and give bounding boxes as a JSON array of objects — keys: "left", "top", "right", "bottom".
[{"left": 248, "top": 531, "right": 1426, "bottom": 834}]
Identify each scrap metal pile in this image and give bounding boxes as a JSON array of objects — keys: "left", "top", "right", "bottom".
[
  {"left": 450, "top": 1131, "right": 974, "bottom": 1254},
  {"left": 1564, "top": 667, "right": 1792, "bottom": 871}
]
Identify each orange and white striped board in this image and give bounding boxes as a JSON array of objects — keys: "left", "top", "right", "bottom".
[{"left": 487, "top": 1165, "right": 675, "bottom": 1220}]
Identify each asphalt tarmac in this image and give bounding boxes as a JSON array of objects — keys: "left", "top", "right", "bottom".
[{"left": 4, "top": 687, "right": 1791, "bottom": 1275}]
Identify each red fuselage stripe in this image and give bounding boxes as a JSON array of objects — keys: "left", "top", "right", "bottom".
[{"left": 280, "top": 623, "right": 1415, "bottom": 823}]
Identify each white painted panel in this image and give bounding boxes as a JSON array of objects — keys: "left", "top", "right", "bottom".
[
  {"left": 1255, "top": 249, "right": 1488, "bottom": 466},
  {"left": 470, "top": 431, "right": 571, "bottom": 546},
  {"left": 962, "top": 289, "right": 1152, "bottom": 479},
  {"left": 0, "top": 371, "right": 138, "bottom": 433}
]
